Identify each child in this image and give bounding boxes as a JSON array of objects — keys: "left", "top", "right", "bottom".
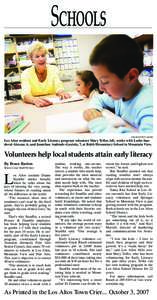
[
  {"left": 83, "top": 34, "right": 153, "bottom": 133},
  {"left": 75, "top": 70, "right": 100, "bottom": 100}
]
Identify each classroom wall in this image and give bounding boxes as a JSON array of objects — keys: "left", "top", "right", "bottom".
[
  {"left": 76, "top": 34, "right": 105, "bottom": 70},
  {"left": 63, "top": 34, "right": 105, "bottom": 92}
]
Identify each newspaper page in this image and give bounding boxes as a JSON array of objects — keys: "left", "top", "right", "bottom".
[{"left": 0, "top": 0, "right": 156, "bottom": 299}]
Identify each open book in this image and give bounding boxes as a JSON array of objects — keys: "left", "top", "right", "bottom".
[
  {"left": 44, "top": 91, "right": 84, "bottom": 104},
  {"left": 5, "top": 113, "right": 29, "bottom": 133},
  {"left": 46, "top": 109, "right": 130, "bottom": 133}
]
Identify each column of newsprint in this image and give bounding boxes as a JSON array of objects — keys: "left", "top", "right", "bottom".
[{"left": 3, "top": 136, "right": 153, "bottom": 297}]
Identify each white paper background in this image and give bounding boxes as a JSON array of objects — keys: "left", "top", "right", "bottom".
[{"left": 0, "top": 1, "right": 156, "bottom": 299}]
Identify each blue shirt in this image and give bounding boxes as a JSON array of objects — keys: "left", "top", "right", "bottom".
[{"left": 88, "top": 84, "right": 153, "bottom": 133}]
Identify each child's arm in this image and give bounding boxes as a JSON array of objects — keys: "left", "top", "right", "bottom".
[
  {"left": 83, "top": 109, "right": 109, "bottom": 133},
  {"left": 138, "top": 115, "right": 153, "bottom": 133},
  {"left": 135, "top": 101, "right": 153, "bottom": 133},
  {"left": 83, "top": 109, "right": 103, "bottom": 121},
  {"left": 83, "top": 94, "right": 115, "bottom": 132},
  {"left": 83, "top": 107, "right": 138, "bottom": 134},
  {"left": 88, "top": 93, "right": 115, "bottom": 111},
  {"left": 84, "top": 116, "right": 136, "bottom": 133}
]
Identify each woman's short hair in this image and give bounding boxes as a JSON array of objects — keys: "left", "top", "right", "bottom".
[{"left": 27, "top": 41, "right": 48, "bottom": 59}]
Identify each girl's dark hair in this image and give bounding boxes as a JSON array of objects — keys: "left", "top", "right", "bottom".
[
  {"left": 89, "top": 34, "right": 144, "bottom": 78},
  {"left": 76, "top": 70, "right": 99, "bottom": 92}
]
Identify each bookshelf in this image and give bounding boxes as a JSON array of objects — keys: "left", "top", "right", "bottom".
[{"left": 135, "top": 34, "right": 153, "bottom": 86}]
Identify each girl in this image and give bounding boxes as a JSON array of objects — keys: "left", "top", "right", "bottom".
[{"left": 75, "top": 70, "right": 100, "bottom": 100}]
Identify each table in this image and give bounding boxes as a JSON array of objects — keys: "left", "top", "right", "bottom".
[
  {"left": 5, "top": 99, "right": 91, "bottom": 133},
  {"left": 5, "top": 98, "right": 136, "bottom": 133}
]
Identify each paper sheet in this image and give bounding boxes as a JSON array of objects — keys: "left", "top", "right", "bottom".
[
  {"left": 44, "top": 92, "right": 84, "bottom": 104},
  {"left": 46, "top": 109, "right": 127, "bottom": 133},
  {"left": 46, "top": 111, "right": 88, "bottom": 133}
]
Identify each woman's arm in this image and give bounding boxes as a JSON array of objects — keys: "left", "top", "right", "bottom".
[{"left": 23, "top": 95, "right": 52, "bottom": 107}]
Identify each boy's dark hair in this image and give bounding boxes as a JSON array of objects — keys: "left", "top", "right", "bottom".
[
  {"left": 89, "top": 34, "right": 144, "bottom": 78},
  {"left": 76, "top": 70, "right": 99, "bottom": 92}
]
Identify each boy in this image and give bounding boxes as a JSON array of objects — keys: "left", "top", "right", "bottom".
[{"left": 83, "top": 34, "right": 153, "bottom": 133}]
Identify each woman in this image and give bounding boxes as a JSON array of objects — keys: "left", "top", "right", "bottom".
[{"left": 21, "top": 41, "right": 70, "bottom": 107}]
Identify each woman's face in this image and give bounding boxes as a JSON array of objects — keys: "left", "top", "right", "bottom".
[
  {"left": 75, "top": 76, "right": 91, "bottom": 97},
  {"left": 31, "top": 49, "right": 47, "bottom": 71}
]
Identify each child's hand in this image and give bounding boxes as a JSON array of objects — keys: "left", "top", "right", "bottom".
[
  {"left": 57, "top": 91, "right": 71, "bottom": 99},
  {"left": 83, "top": 109, "right": 103, "bottom": 121}
]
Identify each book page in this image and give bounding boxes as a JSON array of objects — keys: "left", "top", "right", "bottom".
[
  {"left": 46, "top": 109, "right": 134, "bottom": 133},
  {"left": 44, "top": 91, "right": 84, "bottom": 104}
]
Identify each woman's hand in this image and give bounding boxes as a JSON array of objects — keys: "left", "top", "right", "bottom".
[
  {"left": 23, "top": 95, "right": 52, "bottom": 107},
  {"left": 33, "top": 97, "right": 52, "bottom": 107},
  {"left": 83, "top": 108, "right": 103, "bottom": 121}
]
